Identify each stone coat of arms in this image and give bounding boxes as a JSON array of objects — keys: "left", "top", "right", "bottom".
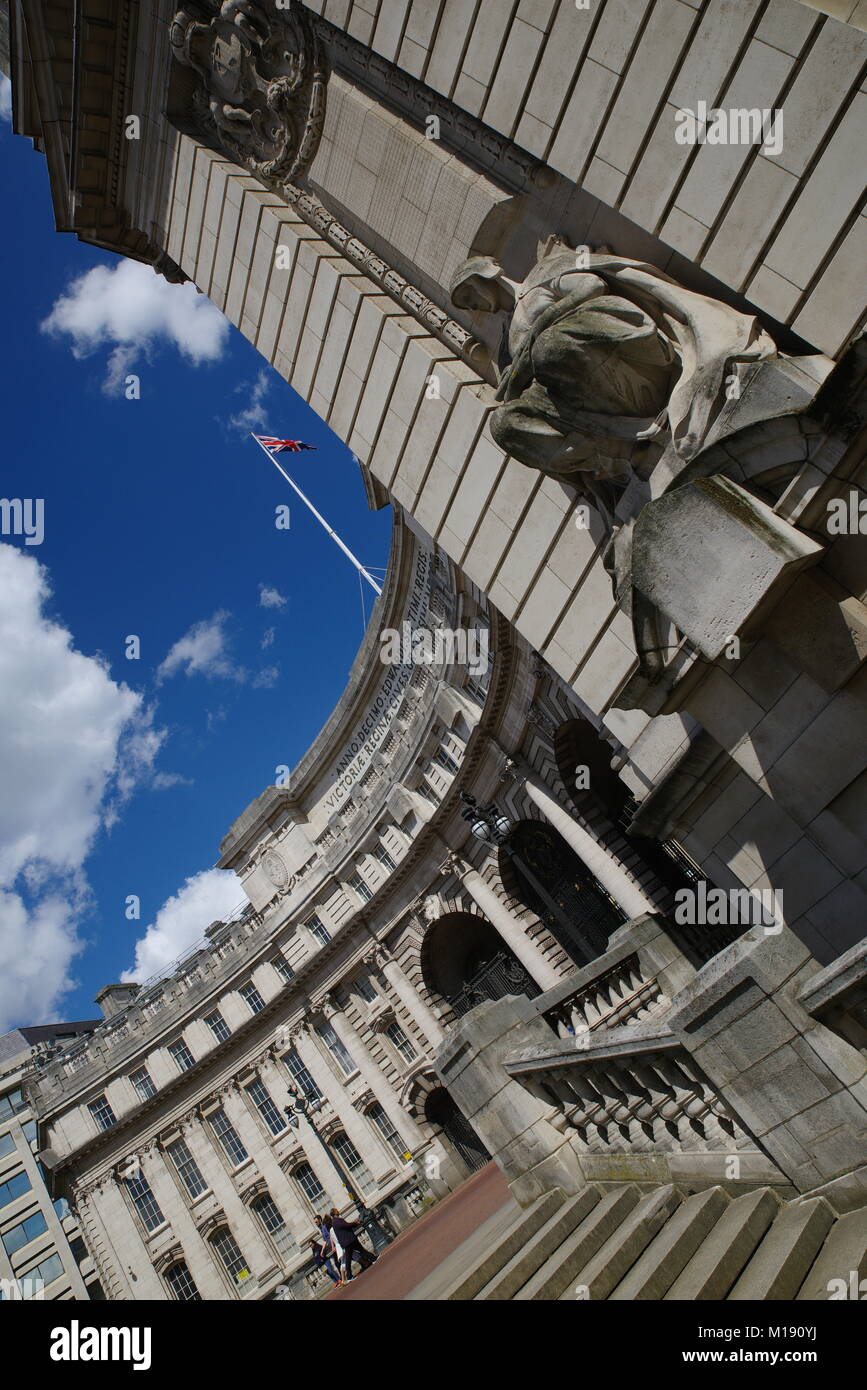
[{"left": 170, "top": 0, "right": 327, "bottom": 181}]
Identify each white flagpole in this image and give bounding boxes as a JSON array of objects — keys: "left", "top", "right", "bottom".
[{"left": 251, "top": 434, "right": 382, "bottom": 597}]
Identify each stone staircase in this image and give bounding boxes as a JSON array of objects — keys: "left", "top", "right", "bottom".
[{"left": 433, "top": 1184, "right": 867, "bottom": 1301}]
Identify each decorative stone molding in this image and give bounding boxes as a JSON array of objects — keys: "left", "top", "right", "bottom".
[
  {"left": 170, "top": 0, "right": 328, "bottom": 184},
  {"left": 284, "top": 185, "right": 486, "bottom": 370}
]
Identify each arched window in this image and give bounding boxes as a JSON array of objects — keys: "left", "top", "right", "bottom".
[
  {"left": 209, "top": 1226, "right": 250, "bottom": 1289},
  {"left": 164, "top": 1261, "right": 201, "bottom": 1302},
  {"left": 251, "top": 1192, "right": 298, "bottom": 1263},
  {"left": 331, "top": 1133, "right": 374, "bottom": 1196},
  {"left": 293, "top": 1162, "right": 325, "bottom": 1208}
]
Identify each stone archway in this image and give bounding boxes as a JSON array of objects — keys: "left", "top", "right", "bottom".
[
  {"left": 554, "top": 716, "right": 628, "bottom": 819},
  {"left": 498, "top": 819, "right": 624, "bottom": 967},
  {"left": 424, "top": 1087, "right": 490, "bottom": 1175},
  {"left": 419, "top": 909, "right": 540, "bottom": 1018}
]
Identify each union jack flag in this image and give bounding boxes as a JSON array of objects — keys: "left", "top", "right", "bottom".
[{"left": 256, "top": 436, "right": 317, "bottom": 453}]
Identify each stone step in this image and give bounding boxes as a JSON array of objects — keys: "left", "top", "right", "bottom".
[
  {"left": 728, "top": 1197, "right": 836, "bottom": 1301},
  {"left": 796, "top": 1206, "right": 867, "bottom": 1301},
  {"left": 611, "top": 1186, "right": 731, "bottom": 1301},
  {"left": 665, "top": 1188, "right": 782, "bottom": 1300},
  {"left": 515, "top": 1185, "right": 641, "bottom": 1302},
  {"left": 438, "top": 1189, "right": 565, "bottom": 1302},
  {"left": 566, "top": 1183, "right": 685, "bottom": 1301},
  {"left": 477, "top": 1187, "right": 602, "bottom": 1301}
]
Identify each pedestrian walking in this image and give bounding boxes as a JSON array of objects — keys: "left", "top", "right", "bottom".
[{"left": 329, "top": 1207, "right": 376, "bottom": 1279}]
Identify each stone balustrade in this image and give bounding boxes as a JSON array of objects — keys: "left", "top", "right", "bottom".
[
  {"left": 503, "top": 1021, "right": 756, "bottom": 1157},
  {"left": 539, "top": 952, "right": 667, "bottom": 1040}
]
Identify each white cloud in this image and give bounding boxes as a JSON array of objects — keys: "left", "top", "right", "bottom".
[
  {"left": 151, "top": 771, "right": 193, "bottom": 791},
  {"left": 261, "top": 627, "right": 275, "bottom": 650},
  {"left": 0, "top": 76, "right": 12, "bottom": 124},
  {"left": 122, "top": 867, "right": 242, "bottom": 983},
  {"left": 156, "top": 611, "right": 245, "bottom": 685},
  {"left": 227, "top": 369, "right": 271, "bottom": 435},
  {"left": 41, "top": 258, "right": 229, "bottom": 392},
  {"left": 259, "top": 584, "right": 288, "bottom": 609},
  {"left": 252, "top": 665, "right": 279, "bottom": 689},
  {"left": 0, "top": 544, "right": 164, "bottom": 1030}
]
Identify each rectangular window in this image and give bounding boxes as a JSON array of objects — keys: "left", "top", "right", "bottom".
[
  {"left": 246, "top": 1079, "right": 286, "bottom": 1136},
  {"left": 88, "top": 1096, "right": 117, "bottom": 1132},
  {"left": 240, "top": 981, "right": 265, "bottom": 1015},
  {"left": 368, "top": 1103, "right": 409, "bottom": 1160},
  {"left": 205, "top": 1011, "right": 230, "bottom": 1043},
  {"left": 21, "top": 1119, "right": 37, "bottom": 1147},
  {"left": 355, "top": 976, "right": 377, "bottom": 1004},
  {"left": 434, "top": 749, "right": 459, "bottom": 775},
  {"left": 168, "top": 1039, "right": 195, "bottom": 1073},
  {"left": 317, "top": 1021, "right": 355, "bottom": 1076},
  {"left": 331, "top": 1133, "right": 375, "bottom": 1197},
  {"left": 349, "top": 872, "right": 373, "bottom": 903},
  {"left": 270, "top": 955, "right": 294, "bottom": 984},
  {"left": 25, "top": 1252, "right": 64, "bottom": 1292},
  {"left": 306, "top": 915, "right": 331, "bottom": 946},
  {"left": 2, "top": 1210, "right": 48, "bottom": 1257},
  {"left": 125, "top": 1173, "right": 164, "bottom": 1233},
  {"left": 0, "top": 1089, "right": 26, "bottom": 1121},
  {"left": 166, "top": 1137, "right": 208, "bottom": 1199},
  {"left": 0, "top": 1133, "right": 16, "bottom": 1160},
  {"left": 130, "top": 1068, "right": 156, "bottom": 1102},
  {"left": 209, "top": 1108, "right": 248, "bottom": 1167},
  {"left": 386, "top": 1021, "right": 417, "bottom": 1064},
  {"left": 372, "top": 845, "right": 396, "bottom": 873},
  {"left": 284, "top": 1051, "right": 322, "bottom": 1102}
]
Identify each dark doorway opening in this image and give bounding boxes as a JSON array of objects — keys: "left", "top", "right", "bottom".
[{"left": 425, "top": 1088, "right": 490, "bottom": 1174}]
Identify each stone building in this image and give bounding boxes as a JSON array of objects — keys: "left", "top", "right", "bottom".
[
  {"left": 0, "top": 1021, "right": 103, "bottom": 1300},
  {"left": 8, "top": 0, "right": 867, "bottom": 1298}
]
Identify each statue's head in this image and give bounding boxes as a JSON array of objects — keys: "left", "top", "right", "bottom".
[{"left": 449, "top": 256, "right": 511, "bottom": 314}]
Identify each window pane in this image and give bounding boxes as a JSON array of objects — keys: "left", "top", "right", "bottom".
[
  {"left": 168, "top": 1040, "right": 195, "bottom": 1072},
  {"left": 0, "top": 1133, "right": 15, "bottom": 1159},
  {"left": 88, "top": 1096, "right": 117, "bottom": 1131},
  {"left": 271, "top": 956, "right": 294, "bottom": 984},
  {"left": 284, "top": 1051, "right": 322, "bottom": 1102},
  {"left": 125, "top": 1174, "right": 164, "bottom": 1233},
  {"left": 165, "top": 1261, "right": 201, "bottom": 1301},
  {"left": 317, "top": 1022, "right": 355, "bottom": 1075},
  {"left": 246, "top": 1080, "right": 286, "bottom": 1136},
  {"left": 210, "top": 1228, "right": 249, "bottom": 1285},
  {"left": 240, "top": 982, "right": 265, "bottom": 1014},
  {"left": 2, "top": 1210, "right": 48, "bottom": 1257},
  {"left": 306, "top": 916, "right": 330, "bottom": 946},
  {"left": 209, "top": 1109, "right": 248, "bottom": 1167},
  {"left": 294, "top": 1163, "right": 325, "bottom": 1205},
  {"left": 130, "top": 1068, "right": 156, "bottom": 1101},
  {"left": 205, "top": 1012, "right": 230, "bottom": 1043},
  {"left": 369, "top": 1103, "right": 409, "bottom": 1159},
  {"left": 166, "top": 1138, "right": 208, "bottom": 1199}
]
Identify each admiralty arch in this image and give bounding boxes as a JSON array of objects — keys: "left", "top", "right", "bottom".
[{"left": 7, "top": 0, "right": 867, "bottom": 1303}]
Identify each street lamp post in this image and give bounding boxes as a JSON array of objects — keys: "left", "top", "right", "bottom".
[
  {"left": 459, "top": 791, "right": 604, "bottom": 964},
  {"left": 283, "top": 1089, "right": 392, "bottom": 1253}
]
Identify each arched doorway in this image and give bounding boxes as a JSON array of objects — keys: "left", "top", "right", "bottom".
[
  {"left": 421, "top": 910, "right": 540, "bottom": 1018},
  {"left": 424, "top": 1088, "right": 490, "bottom": 1174},
  {"left": 500, "top": 821, "right": 624, "bottom": 966}
]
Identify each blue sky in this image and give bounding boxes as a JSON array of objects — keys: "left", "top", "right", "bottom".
[{"left": 0, "top": 85, "right": 392, "bottom": 1031}]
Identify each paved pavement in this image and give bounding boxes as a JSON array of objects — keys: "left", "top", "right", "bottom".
[{"left": 325, "top": 1162, "right": 515, "bottom": 1301}]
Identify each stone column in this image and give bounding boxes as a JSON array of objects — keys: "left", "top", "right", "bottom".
[
  {"left": 447, "top": 854, "right": 562, "bottom": 991},
  {"left": 513, "top": 762, "right": 658, "bottom": 919},
  {"left": 323, "top": 993, "right": 427, "bottom": 1151},
  {"left": 368, "top": 945, "right": 447, "bottom": 1047}
]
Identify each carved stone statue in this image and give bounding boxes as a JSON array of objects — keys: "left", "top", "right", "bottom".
[
  {"left": 170, "top": 0, "right": 327, "bottom": 181},
  {"left": 449, "top": 238, "right": 776, "bottom": 491}
]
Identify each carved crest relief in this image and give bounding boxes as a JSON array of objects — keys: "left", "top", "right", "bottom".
[
  {"left": 170, "top": 0, "right": 327, "bottom": 182},
  {"left": 261, "top": 849, "right": 290, "bottom": 889}
]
